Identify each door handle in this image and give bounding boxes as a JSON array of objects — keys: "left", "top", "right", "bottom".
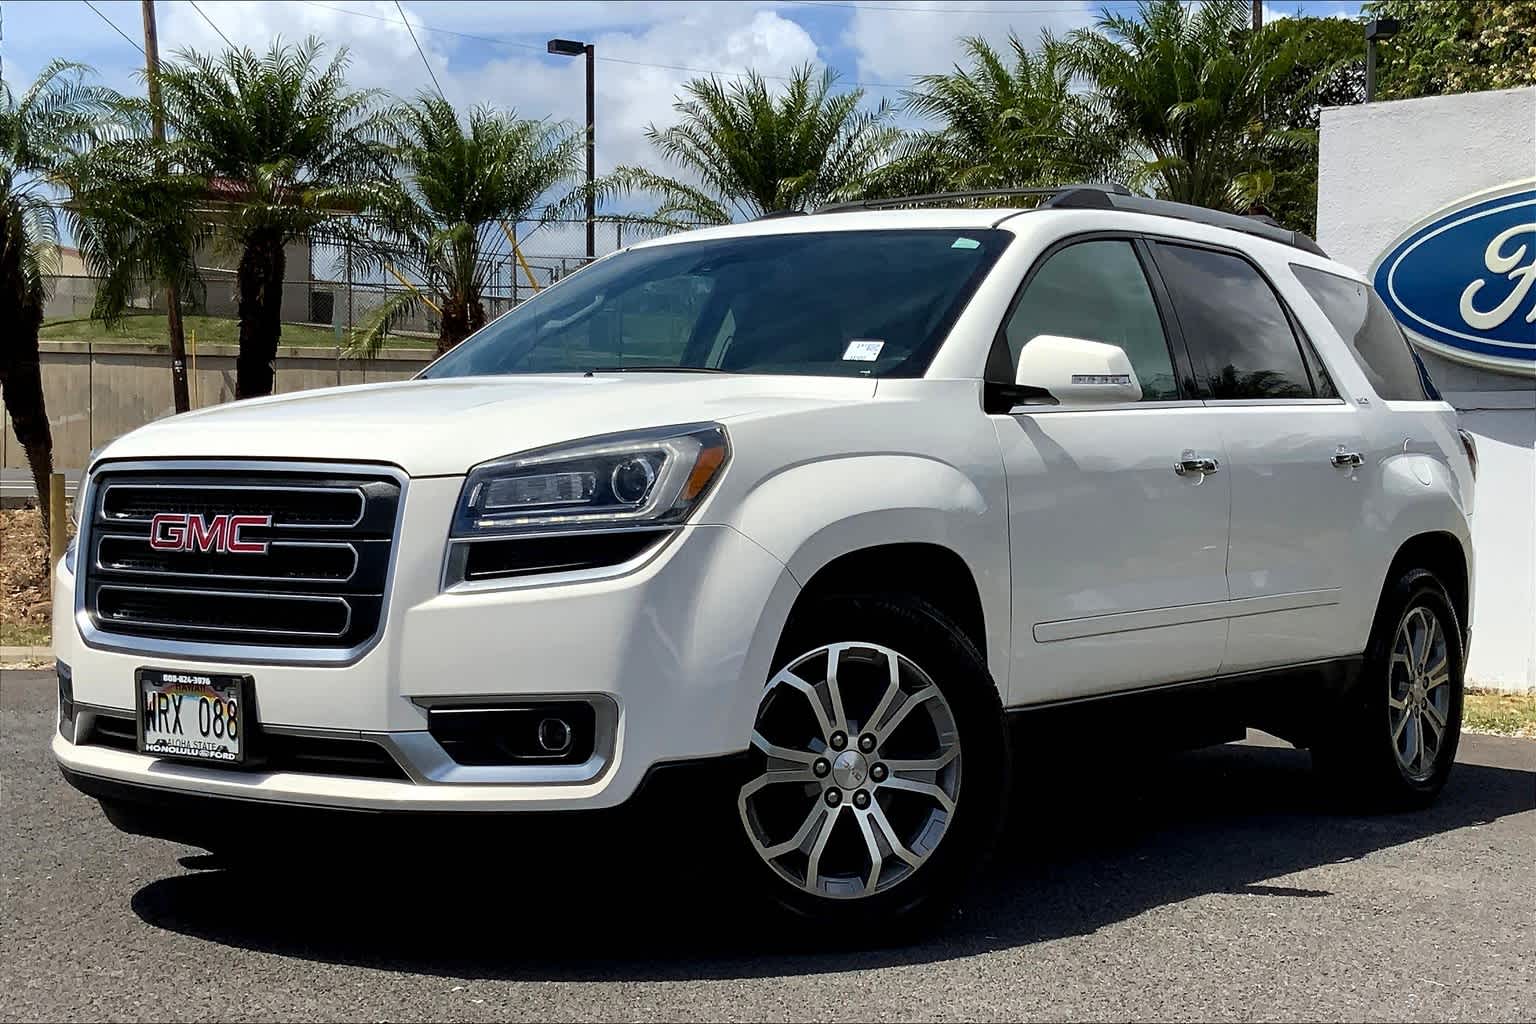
[
  {"left": 1331, "top": 449, "right": 1365, "bottom": 468},
  {"left": 1174, "top": 451, "right": 1220, "bottom": 476}
]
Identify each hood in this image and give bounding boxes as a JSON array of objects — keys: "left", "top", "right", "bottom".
[{"left": 95, "top": 374, "right": 877, "bottom": 476}]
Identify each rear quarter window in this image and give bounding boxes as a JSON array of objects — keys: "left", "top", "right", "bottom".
[{"left": 1291, "top": 264, "right": 1430, "bottom": 401}]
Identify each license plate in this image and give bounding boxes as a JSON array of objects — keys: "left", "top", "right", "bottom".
[{"left": 136, "top": 668, "right": 251, "bottom": 765}]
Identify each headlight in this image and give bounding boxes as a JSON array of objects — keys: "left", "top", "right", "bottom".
[{"left": 451, "top": 423, "right": 730, "bottom": 539}]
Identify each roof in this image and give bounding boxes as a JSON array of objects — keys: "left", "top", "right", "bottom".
[{"left": 628, "top": 185, "right": 1328, "bottom": 259}]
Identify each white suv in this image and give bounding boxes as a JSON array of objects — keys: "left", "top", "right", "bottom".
[{"left": 53, "top": 186, "right": 1477, "bottom": 927}]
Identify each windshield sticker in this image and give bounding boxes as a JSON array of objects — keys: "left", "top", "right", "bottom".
[
  {"left": 843, "top": 339, "right": 885, "bottom": 362},
  {"left": 951, "top": 237, "right": 981, "bottom": 250}
]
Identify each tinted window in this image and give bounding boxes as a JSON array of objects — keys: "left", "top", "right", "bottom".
[
  {"left": 423, "top": 230, "right": 1010, "bottom": 380},
  {"left": 1291, "top": 264, "right": 1430, "bottom": 400},
  {"left": 1153, "top": 243, "right": 1313, "bottom": 400},
  {"left": 1004, "top": 240, "right": 1179, "bottom": 401}
]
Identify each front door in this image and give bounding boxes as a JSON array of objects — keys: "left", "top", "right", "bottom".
[{"left": 991, "top": 237, "right": 1231, "bottom": 704}]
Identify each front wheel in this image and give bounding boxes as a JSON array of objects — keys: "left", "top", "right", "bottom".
[{"left": 735, "top": 595, "right": 1007, "bottom": 929}]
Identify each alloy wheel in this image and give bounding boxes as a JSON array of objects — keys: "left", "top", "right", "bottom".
[
  {"left": 1388, "top": 605, "right": 1452, "bottom": 782},
  {"left": 738, "top": 642, "right": 962, "bottom": 900}
]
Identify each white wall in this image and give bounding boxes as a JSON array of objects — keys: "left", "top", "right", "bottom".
[{"left": 1318, "top": 88, "right": 1536, "bottom": 691}]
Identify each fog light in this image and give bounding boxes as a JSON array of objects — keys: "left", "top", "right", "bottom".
[{"left": 537, "top": 716, "right": 573, "bottom": 753}]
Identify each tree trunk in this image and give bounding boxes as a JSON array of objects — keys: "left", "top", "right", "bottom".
[
  {"left": 0, "top": 215, "right": 53, "bottom": 540},
  {"left": 235, "top": 230, "right": 287, "bottom": 399},
  {"left": 435, "top": 294, "right": 485, "bottom": 356}
]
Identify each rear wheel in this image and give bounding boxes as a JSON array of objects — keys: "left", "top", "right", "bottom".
[
  {"left": 1314, "top": 569, "right": 1464, "bottom": 808},
  {"left": 736, "top": 594, "right": 1007, "bottom": 929}
]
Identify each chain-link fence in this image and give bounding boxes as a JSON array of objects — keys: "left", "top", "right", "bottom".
[{"left": 42, "top": 218, "right": 683, "bottom": 349}]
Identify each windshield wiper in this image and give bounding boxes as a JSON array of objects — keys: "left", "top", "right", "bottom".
[{"left": 582, "top": 366, "right": 732, "bottom": 376}]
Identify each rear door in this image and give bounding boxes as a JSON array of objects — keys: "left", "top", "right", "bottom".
[
  {"left": 991, "top": 235, "right": 1231, "bottom": 704},
  {"left": 1147, "top": 241, "right": 1371, "bottom": 673}
]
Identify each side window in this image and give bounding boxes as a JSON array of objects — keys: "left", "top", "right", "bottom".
[
  {"left": 1003, "top": 239, "right": 1180, "bottom": 401},
  {"left": 1291, "top": 264, "right": 1430, "bottom": 400},
  {"left": 1152, "top": 243, "right": 1314, "bottom": 400}
]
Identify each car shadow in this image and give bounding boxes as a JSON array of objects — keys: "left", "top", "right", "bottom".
[{"left": 129, "top": 738, "right": 1534, "bottom": 982}]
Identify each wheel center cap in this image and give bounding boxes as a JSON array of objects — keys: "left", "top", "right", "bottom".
[{"left": 831, "top": 749, "right": 869, "bottom": 789}]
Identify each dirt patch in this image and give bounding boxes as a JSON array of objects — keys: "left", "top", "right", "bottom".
[{"left": 1, "top": 506, "right": 63, "bottom": 646}]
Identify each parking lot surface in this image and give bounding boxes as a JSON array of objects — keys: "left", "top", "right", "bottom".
[{"left": 3, "top": 668, "right": 1533, "bottom": 1022}]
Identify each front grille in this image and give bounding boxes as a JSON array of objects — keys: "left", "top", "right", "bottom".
[
  {"left": 82, "top": 712, "right": 410, "bottom": 781},
  {"left": 83, "top": 466, "right": 401, "bottom": 652}
]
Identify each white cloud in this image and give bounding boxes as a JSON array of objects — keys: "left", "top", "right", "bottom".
[{"left": 841, "top": 1, "right": 1098, "bottom": 99}]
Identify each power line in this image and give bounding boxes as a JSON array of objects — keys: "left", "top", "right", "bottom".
[
  {"left": 393, "top": 0, "right": 445, "bottom": 98},
  {"left": 81, "top": 0, "right": 145, "bottom": 56},
  {"left": 188, "top": 0, "right": 236, "bottom": 49},
  {"left": 300, "top": 1, "right": 909, "bottom": 91}
]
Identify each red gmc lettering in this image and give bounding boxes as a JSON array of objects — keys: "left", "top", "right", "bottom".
[{"left": 148, "top": 513, "right": 271, "bottom": 554}]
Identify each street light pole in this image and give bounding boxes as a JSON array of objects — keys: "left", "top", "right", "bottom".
[
  {"left": 1364, "top": 18, "right": 1400, "bottom": 103},
  {"left": 548, "top": 38, "right": 596, "bottom": 260}
]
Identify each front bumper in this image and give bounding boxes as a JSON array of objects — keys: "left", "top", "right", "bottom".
[{"left": 54, "top": 477, "right": 799, "bottom": 813}]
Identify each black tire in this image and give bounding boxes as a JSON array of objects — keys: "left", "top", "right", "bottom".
[
  {"left": 734, "top": 593, "right": 1009, "bottom": 933},
  {"left": 1313, "top": 568, "right": 1465, "bottom": 809}
]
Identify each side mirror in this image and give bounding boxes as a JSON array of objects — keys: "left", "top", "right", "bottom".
[{"left": 1014, "top": 334, "right": 1142, "bottom": 405}]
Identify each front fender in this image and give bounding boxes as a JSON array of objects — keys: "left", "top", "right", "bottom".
[{"left": 721, "top": 453, "right": 1011, "bottom": 685}]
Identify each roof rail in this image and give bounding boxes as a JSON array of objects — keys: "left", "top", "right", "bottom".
[
  {"left": 815, "top": 183, "right": 1131, "bottom": 214},
  {"left": 1043, "top": 189, "right": 1328, "bottom": 257},
  {"left": 753, "top": 209, "right": 806, "bottom": 221}
]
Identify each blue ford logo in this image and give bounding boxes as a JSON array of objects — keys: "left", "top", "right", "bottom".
[{"left": 1371, "top": 180, "right": 1536, "bottom": 375}]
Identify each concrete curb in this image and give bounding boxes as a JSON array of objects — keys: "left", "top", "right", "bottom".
[{"left": 1, "top": 646, "right": 51, "bottom": 667}]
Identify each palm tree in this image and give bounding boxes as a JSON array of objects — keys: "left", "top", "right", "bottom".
[
  {"left": 1, "top": 60, "right": 115, "bottom": 538},
  {"left": 587, "top": 65, "right": 899, "bottom": 225},
  {"left": 1064, "top": 0, "right": 1315, "bottom": 212},
  {"left": 351, "top": 94, "right": 580, "bottom": 356},
  {"left": 65, "top": 109, "right": 209, "bottom": 371},
  {"left": 146, "top": 38, "right": 393, "bottom": 397},
  {"left": 872, "top": 33, "right": 1123, "bottom": 198}
]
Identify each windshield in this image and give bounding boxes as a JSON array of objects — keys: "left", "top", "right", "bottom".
[{"left": 421, "top": 228, "right": 1011, "bottom": 380}]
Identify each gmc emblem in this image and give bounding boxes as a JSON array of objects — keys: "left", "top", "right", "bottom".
[{"left": 149, "top": 513, "right": 272, "bottom": 554}]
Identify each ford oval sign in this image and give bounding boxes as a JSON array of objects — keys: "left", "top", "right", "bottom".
[{"left": 1371, "top": 179, "right": 1536, "bottom": 376}]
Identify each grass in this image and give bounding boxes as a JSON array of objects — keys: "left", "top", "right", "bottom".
[
  {"left": 1464, "top": 689, "right": 1536, "bottom": 739},
  {"left": 40, "top": 313, "right": 434, "bottom": 351},
  {"left": 0, "top": 622, "right": 50, "bottom": 647}
]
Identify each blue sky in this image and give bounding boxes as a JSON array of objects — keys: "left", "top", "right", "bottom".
[{"left": 6, "top": 0, "right": 1362, "bottom": 251}]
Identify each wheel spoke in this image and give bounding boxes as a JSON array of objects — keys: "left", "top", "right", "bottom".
[
  {"left": 1392, "top": 710, "right": 1411, "bottom": 743},
  {"left": 868, "top": 801, "right": 922, "bottom": 868},
  {"left": 1424, "top": 660, "right": 1450, "bottom": 692},
  {"left": 750, "top": 730, "right": 818, "bottom": 767},
  {"left": 881, "top": 774, "right": 956, "bottom": 814},
  {"left": 853, "top": 807, "right": 885, "bottom": 894},
  {"left": 773, "top": 673, "right": 834, "bottom": 739},
  {"left": 758, "top": 802, "right": 827, "bottom": 860},
  {"left": 874, "top": 685, "right": 938, "bottom": 743},
  {"left": 1407, "top": 713, "right": 1423, "bottom": 770},
  {"left": 824, "top": 645, "right": 850, "bottom": 735},
  {"left": 1387, "top": 693, "right": 1408, "bottom": 711},
  {"left": 1422, "top": 698, "right": 1448, "bottom": 732},
  {"left": 804, "top": 805, "right": 839, "bottom": 890},
  {"left": 865, "top": 651, "right": 904, "bottom": 734},
  {"left": 1420, "top": 615, "right": 1441, "bottom": 677},
  {"left": 739, "top": 768, "right": 814, "bottom": 805},
  {"left": 883, "top": 746, "right": 959, "bottom": 774}
]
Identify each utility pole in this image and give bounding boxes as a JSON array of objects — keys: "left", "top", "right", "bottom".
[
  {"left": 141, "top": 0, "right": 191, "bottom": 414},
  {"left": 1252, "top": 0, "right": 1262, "bottom": 30}
]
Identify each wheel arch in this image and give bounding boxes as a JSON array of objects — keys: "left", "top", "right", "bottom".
[
  {"left": 780, "top": 543, "right": 989, "bottom": 671},
  {"left": 1381, "top": 531, "right": 1471, "bottom": 643}
]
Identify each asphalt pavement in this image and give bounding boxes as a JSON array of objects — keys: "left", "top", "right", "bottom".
[{"left": 3, "top": 667, "right": 1533, "bottom": 1022}]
